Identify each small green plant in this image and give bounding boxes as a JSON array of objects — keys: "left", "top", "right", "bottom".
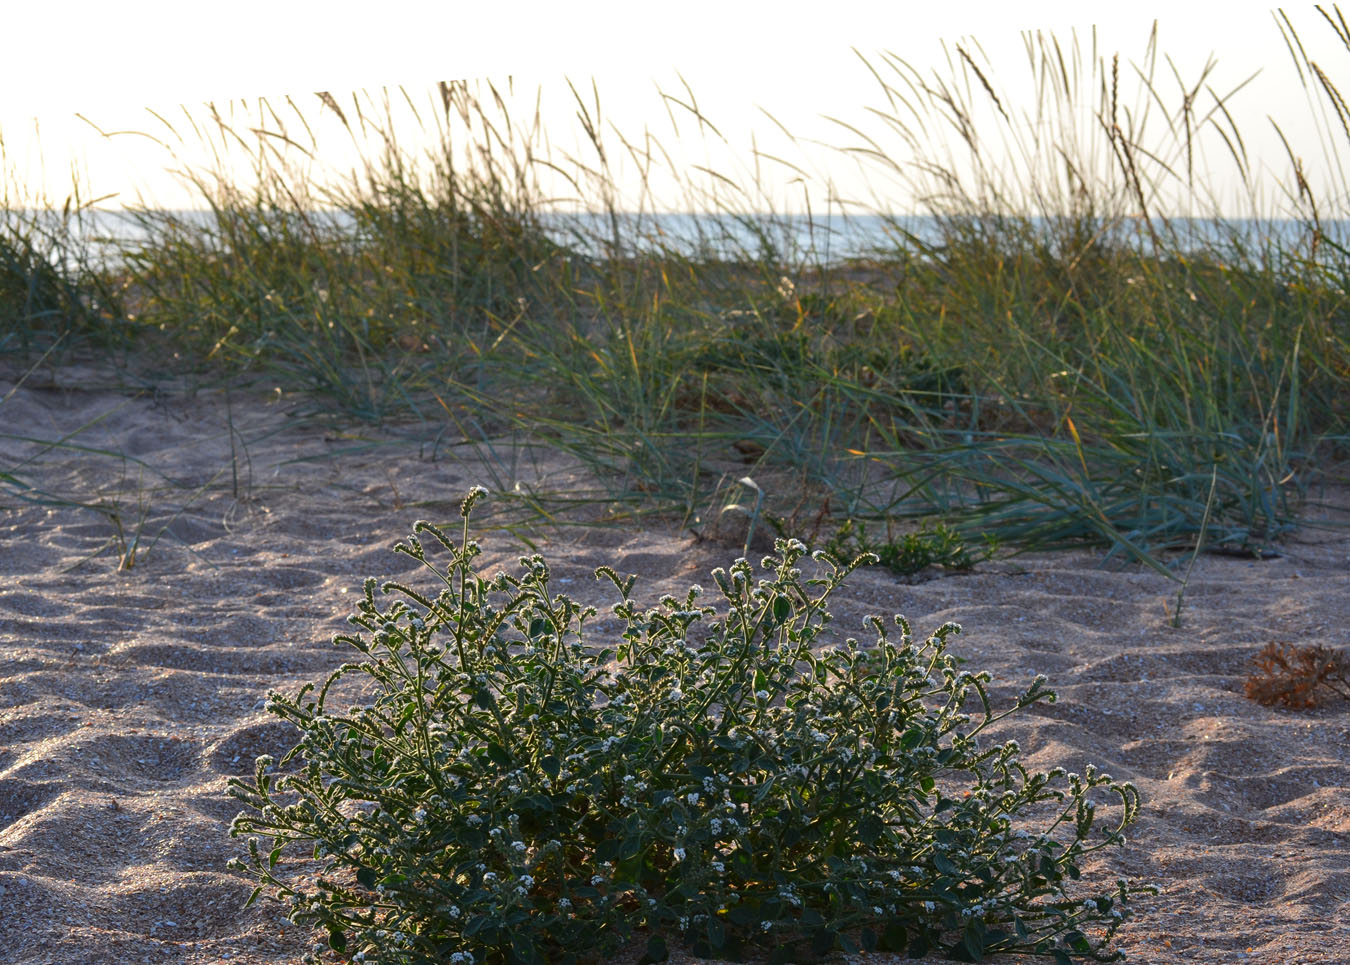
[
  {"left": 229, "top": 489, "right": 1146, "bottom": 964},
  {"left": 816, "top": 518, "right": 997, "bottom": 578}
]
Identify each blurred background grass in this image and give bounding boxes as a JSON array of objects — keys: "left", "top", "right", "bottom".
[{"left": 2, "top": 18, "right": 1347, "bottom": 574}]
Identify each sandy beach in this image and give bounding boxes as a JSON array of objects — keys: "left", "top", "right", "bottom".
[{"left": 2, "top": 371, "right": 1348, "bottom": 964}]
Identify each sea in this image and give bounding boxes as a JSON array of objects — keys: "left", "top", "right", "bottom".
[{"left": 3, "top": 208, "right": 1339, "bottom": 271}]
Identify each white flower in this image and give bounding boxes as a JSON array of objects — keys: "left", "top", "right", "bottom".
[
  {"left": 687, "top": 792, "right": 700, "bottom": 805},
  {"left": 673, "top": 848, "right": 686, "bottom": 861}
]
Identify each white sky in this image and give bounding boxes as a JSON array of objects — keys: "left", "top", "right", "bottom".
[{"left": 2, "top": 2, "right": 1347, "bottom": 214}]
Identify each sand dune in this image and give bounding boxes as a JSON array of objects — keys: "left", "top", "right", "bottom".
[{"left": 2, "top": 373, "right": 1348, "bottom": 964}]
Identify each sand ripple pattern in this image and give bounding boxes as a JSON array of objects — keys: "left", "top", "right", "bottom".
[{"left": 2, "top": 375, "right": 1349, "bottom": 963}]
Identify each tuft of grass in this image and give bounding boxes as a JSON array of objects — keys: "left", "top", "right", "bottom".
[
  {"left": 8, "top": 13, "right": 1349, "bottom": 572},
  {"left": 804, "top": 517, "right": 998, "bottom": 578}
]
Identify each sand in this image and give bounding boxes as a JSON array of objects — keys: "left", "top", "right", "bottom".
[{"left": 1, "top": 369, "right": 1348, "bottom": 965}]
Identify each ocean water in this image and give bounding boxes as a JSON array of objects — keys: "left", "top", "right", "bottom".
[{"left": 6, "top": 208, "right": 1339, "bottom": 271}]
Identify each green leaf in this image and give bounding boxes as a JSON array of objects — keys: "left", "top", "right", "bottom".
[
  {"left": 772, "top": 595, "right": 792, "bottom": 623},
  {"left": 727, "top": 904, "right": 758, "bottom": 927},
  {"left": 267, "top": 844, "right": 282, "bottom": 869},
  {"left": 810, "top": 927, "right": 836, "bottom": 957},
  {"left": 858, "top": 812, "right": 884, "bottom": 841},
  {"left": 356, "top": 866, "right": 376, "bottom": 888},
  {"left": 961, "top": 919, "right": 986, "bottom": 961},
  {"left": 487, "top": 742, "right": 512, "bottom": 767},
  {"left": 540, "top": 754, "right": 561, "bottom": 778},
  {"left": 327, "top": 928, "right": 347, "bottom": 952},
  {"left": 511, "top": 933, "right": 540, "bottom": 964},
  {"left": 637, "top": 934, "right": 669, "bottom": 964},
  {"left": 933, "top": 853, "right": 959, "bottom": 876},
  {"left": 474, "top": 688, "right": 496, "bottom": 710},
  {"left": 920, "top": 775, "right": 936, "bottom": 793},
  {"left": 396, "top": 702, "right": 417, "bottom": 729},
  {"left": 879, "top": 922, "right": 908, "bottom": 952},
  {"left": 707, "top": 917, "right": 726, "bottom": 951}
]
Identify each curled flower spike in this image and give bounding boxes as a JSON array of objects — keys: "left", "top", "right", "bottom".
[{"left": 460, "top": 485, "right": 490, "bottom": 517}]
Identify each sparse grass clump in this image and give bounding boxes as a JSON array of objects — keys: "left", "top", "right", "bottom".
[
  {"left": 816, "top": 519, "right": 998, "bottom": 578},
  {"left": 228, "top": 491, "right": 1147, "bottom": 964}
]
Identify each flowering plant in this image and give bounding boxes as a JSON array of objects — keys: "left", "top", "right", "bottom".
[{"left": 228, "top": 488, "right": 1147, "bottom": 963}]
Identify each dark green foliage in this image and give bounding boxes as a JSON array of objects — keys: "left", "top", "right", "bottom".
[{"left": 228, "top": 491, "right": 1148, "bottom": 964}]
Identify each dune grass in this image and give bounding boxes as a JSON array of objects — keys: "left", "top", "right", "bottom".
[{"left": 2, "top": 17, "right": 1347, "bottom": 574}]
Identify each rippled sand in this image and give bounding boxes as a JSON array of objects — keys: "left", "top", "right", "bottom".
[{"left": 2, "top": 370, "right": 1347, "bottom": 964}]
